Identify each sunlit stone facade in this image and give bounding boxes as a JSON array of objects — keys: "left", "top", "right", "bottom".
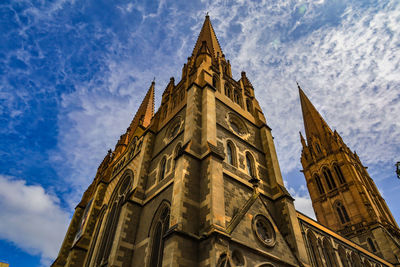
[{"left": 53, "top": 16, "right": 399, "bottom": 267}]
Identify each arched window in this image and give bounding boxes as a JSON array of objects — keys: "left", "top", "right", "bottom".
[
  {"left": 322, "top": 168, "right": 337, "bottom": 190},
  {"left": 314, "top": 174, "right": 325, "bottom": 194},
  {"left": 149, "top": 203, "right": 170, "bottom": 267},
  {"left": 307, "top": 231, "right": 323, "bottom": 266},
  {"left": 338, "top": 246, "right": 350, "bottom": 267},
  {"left": 246, "top": 98, "right": 252, "bottom": 112},
  {"left": 85, "top": 208, "right": 106, "bottom": 267},
  {"left": 95, "top": 172, "right": 132, "bottom": 265},
  {"left": 159, "top": 157, "right": 167, "bottom": 181},
  {"left": 335, "top": 201, "right": 350, "bottom": 224},
  {"left": 224, "top": 84, "right": 232, "bottom": 99},
  {"left": 246, "top": 152, "right": 255, "bottom": 177},
  {"left": 367, "top": 237, "right": 377, "bottom": 252},
  {"left": 322, "top": 238, "right": 338, "bottom": 267},
  {"left": 226, "top": 142, "right": 236, "bottom": 166},
  {"left": 233, "top": 90, "right": 241, "bottom": 105},
  {"left": 333, "top": 164, "right": 345, "bottom": 184}
]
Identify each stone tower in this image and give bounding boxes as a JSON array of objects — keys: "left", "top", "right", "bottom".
[
  {"left": 52, "top": 16, "right": 310, "bottom": 267},
  {"left": 298, "top": 85, "right": 400, "bottom": 264}
]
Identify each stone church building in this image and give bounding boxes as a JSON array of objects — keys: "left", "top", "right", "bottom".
[{"left": 52, "top": 16, "right": 400, "bottom": 267}]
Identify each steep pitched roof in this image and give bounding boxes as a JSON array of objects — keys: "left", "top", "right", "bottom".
[
  {"left": 192, "top": 15, "right": 223, "bottom": 59},
  {"left": 298, "top": 84, "right": 333, "bottom": 143},
  {"left": 129, "top": 81, "right": 155, "bottom": 133}
]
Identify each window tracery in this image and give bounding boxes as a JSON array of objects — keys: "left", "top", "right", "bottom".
[
  {"left": 335, "top": 201, "right": 350, "bottom": 223},
  {"left": 149, "top": 203, "right": 170, "bottom": 267},
  {"left": 333, "top": 164, "right": 345, "bottom": 184},
  {"left": 314, "top": 174, "right": 325, "bottom": 194},
  {"left": 159, "top": 157, "right": 167, "bottom": 181},
  {"left": 322, "top": 168, "right": 337, "bottom": 190},
  {"left": 246, "top": 152, "right": 255, "bottom": 177}
]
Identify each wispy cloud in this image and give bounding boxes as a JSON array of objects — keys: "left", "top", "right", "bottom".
[{"left": 1, "top": 1, "right": 400, "bottom": 264}]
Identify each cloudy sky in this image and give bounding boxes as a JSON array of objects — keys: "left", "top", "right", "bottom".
[{"left": 1, "top": 0, "right": 399, "bottom": 266}]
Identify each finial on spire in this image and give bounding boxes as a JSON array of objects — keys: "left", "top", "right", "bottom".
[
  {"left": 296, "top": 81, "right": 301, "bottom": 90},
  {"left": 206, "top": 12, "right": 209, "bottom": 17},
  {"left": 152, "top": 77, "right": 155, "bottom": 84}
]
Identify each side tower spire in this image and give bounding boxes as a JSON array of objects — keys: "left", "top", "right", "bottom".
[
  {"left": 298, "top": 84, "right": 333, "bottom": 149},
  {"left": 299, "top": 86, "right": 400, "bottom": 263}
]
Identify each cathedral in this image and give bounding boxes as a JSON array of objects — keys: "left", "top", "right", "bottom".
[{"left": 52, "top": 16, "right": 400, "bottom": 267}]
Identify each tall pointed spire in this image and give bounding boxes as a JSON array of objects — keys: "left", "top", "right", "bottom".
[
  {"left": 298, "top": 84, "right": 333, "bottom": 143},
  {"left": 192, "top": 15, "right": 223, "bottom": 59},
  {"left": 129, "top": 81, "right": 155, "bottom": 133}
]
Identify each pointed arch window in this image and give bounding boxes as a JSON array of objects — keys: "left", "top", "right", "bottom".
[
  {"left": 224, "top": 84, "right": 231, "bottom": 99},
  {"left": 322, "top": 238, "right": 338, "bottom": 267},
  {"left": 246, "top": 152, "right": 255, "bottom": 177},
  {"left": 314, "top": 174, "right": 325, "bottom": 194},
  {"left": 335, "top": 201, "right": 350, "bottom": 224},
  {"left": 226, "top": 142, "right": 236, "bottom": 166},
  {"left": 333, "top": 164, "right": 345, "bottom": 184},
  {"left": 246, "top": 98, "right": 252, "bottom": 113},
  {"left": 95, "top": 171, "right": 132, "bottom": 266},
  {"left": 322, "top": 168, "right": 336, "bottom": 190},
  {"left": 307, "top": 231, "right": 323, "bottom": 266},
  {"left": 149, "top": 204, "right": 170, "bottom": 267},
  {"left": 233, "top": 90, "right": 241, "bottom": 105},
  {"left": 85, "top": 208, "right": 106, "bottom": 267},
  {"left": 159, "top": 157, "right": 167, "bottom": 181}
]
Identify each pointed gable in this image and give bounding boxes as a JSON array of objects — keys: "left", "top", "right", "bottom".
[
  {"left": 298, "top": 84, "right": 333, "bottom": 144},
  {"left": 192, "top": 15, "right": 223, "bottom": 59}
]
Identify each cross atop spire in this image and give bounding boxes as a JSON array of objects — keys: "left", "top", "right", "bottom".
[
  {"left": 192, "top": 15, "right": 223, "bottom": 59},
  {"left": 298, "top": 84, "right": 333, "bottom": 144}
]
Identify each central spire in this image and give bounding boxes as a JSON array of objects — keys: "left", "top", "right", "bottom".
[{"left": 192, "top": 15, "right": 223, "bottom": 59}]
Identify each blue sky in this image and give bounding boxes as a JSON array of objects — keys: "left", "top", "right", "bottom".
[{"left": 1, "top": 0, "right": 399, "bottom": 266}]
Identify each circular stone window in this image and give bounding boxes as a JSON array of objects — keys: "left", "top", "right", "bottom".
[
  {"left": 252, "top": 215, "right": 276, "bottom": 247},
  {"left": 167, "top": 117, "right": 182, "bottom": 140},
  {"left": 226, "top": 113, "right": 248, "bottom": 137}
]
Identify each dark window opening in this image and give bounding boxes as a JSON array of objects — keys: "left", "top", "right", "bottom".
[
  {"left": 334, "top": 164, "right": 346, "bottom": 184},
  {"left": 315, "top": 175, "right": 325, "bottom": 194}
]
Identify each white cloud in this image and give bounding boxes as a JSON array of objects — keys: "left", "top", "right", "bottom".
[
  {"left": 0, "top": 175, "right": 70, "bottom": 266},
  {"left": 288, "top": 185, "right": 316, "bottom": 219}
]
